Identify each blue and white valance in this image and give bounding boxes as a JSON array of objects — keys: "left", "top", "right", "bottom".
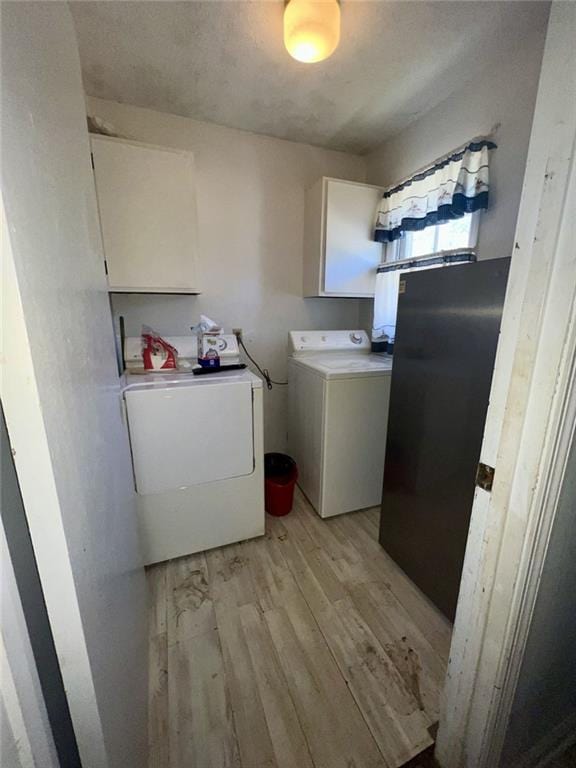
[{"left": 373, "top": 139, "right": 496, "bottom": 243}]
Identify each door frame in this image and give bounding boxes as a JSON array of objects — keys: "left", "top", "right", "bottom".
[{"left": 436, "top": 3, "right": 576, "bottom": 766}]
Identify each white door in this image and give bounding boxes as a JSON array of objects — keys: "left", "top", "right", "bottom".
[
  {"left": 324, "top": 179, "right": 383, "bottom": 296},
  {"left": 436, "top": 4, "right": 576, "bottom": 766},
  {"left": 2, "top": 5, "right": 147, "bottom": 766},
  {"left": 91, "top": 135, "right": 200, "bottom": 293},
  {"left": 126, "top": 381, "right": 254, "bottom": 495}
]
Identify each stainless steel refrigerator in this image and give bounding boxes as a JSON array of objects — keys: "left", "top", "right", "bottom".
[{"left": 379, "top": 258, "right": 511, "bottom": 621}]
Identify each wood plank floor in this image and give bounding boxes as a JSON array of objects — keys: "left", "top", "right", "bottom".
[{"left": 147, "top": 489, "right": 452, "bottom": 768}]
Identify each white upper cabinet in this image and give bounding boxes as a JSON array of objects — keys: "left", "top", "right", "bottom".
[
  {"left": 303, "top": 177, "right": 383, "bottom": 297},
  {"left": 91, "top": 135, "right": 200, "bottom": 293}
]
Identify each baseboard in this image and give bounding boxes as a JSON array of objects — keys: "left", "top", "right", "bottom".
[{"left": 514, "top": 711, "right": 576, "bottom": 768}]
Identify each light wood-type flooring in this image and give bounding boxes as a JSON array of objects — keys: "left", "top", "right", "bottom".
[{"left": 147, "top": 489, "right": 452, "bottom": 768}]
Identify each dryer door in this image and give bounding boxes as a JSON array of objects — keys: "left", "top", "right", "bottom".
[{"left": 125, "top": 380, "right": 254, "bottom": 494}]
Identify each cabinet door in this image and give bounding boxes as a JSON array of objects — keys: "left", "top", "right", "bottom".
[
  {"left": 125, "top": 381, "right": 254, "bottom": 495},
  {"left": 323, "top": 179, "right": 382, "bottom": 296},
  {"left": 91, "top": 136, "right": 199, "bottom": 293}
]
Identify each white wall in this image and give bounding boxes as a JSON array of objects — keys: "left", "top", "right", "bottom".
[
  {"left": 1, "top": 5, "right": 147, "bottom": 766},
  {"left": 359, "top": 3, "right": 549, "bottom": 330},
  {"left": 87, "top": 96, "right": 366, "bottom": 450}
]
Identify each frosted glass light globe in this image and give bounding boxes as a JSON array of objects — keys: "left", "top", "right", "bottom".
[{"left": 284, "top": 0, "right": 341, "bottom": 64}]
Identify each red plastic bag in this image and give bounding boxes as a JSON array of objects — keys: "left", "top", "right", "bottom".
[{"left": 141, "top": 327, "right": 177, "bottom": 371}]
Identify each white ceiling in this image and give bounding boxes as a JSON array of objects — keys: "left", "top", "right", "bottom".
[{"left": 71, "top": 1, "right": 549, "bottom": 154}]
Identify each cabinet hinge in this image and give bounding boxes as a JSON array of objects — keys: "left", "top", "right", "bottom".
[
  {"left": 103, "top": 259, "right": 108, "bottom": 276},
  {"left": 90, "top": 152, "right": 95, "bottom": 170},
  {"left": 476, "top": 462, "right": 495, "bottom": 492}
]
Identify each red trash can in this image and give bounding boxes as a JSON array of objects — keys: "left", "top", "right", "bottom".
[{"left": 264, "top": 453, "right": 298, "bottom": 516}]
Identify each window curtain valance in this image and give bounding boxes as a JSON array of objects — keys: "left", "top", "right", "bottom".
[{"left": 373, "top": 139, "right": 496, "bottom": 243}]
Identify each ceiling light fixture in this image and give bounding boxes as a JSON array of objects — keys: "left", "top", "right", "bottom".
[{"left": 284, "top": 0, "right": 341, "bottom": 64}]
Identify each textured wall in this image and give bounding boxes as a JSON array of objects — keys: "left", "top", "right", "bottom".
[
  {"left": 359, "top": 7, "right": 548, "bottom": 332},
  {"left": 88, "top": 96, "right": 367, "bottom": 450},
  {"left": 1, "top": 5, "right": 147, "bottom": 765}
]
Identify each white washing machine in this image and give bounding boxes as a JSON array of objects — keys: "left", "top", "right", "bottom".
[
  {"left": 288, "top": 330, "right": 392, "bottom": 518},
  {"left": 122, "top": 337, "right": 264, "bottom": 565}
]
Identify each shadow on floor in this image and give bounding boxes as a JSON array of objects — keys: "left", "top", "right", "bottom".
[
  {"left": 402, "top": 738, "right": 576, "bottom": 768},
  {"left": 400, "top": 745, "right": 438, "bottom": 767}
]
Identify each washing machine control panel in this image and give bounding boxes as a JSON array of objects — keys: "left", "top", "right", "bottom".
[{"left": 289, "top": 330, "right": 370, "bottom": 354}]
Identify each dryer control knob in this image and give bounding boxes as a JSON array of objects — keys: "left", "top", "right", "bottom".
[{"left": 350, "top": 333, "right": 363, "bottom": 344}]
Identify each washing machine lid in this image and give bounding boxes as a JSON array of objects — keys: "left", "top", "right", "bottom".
[
  {"left": 290, "top": 353, "right": 393, "bottom": 380},
  {"left": 123, "top": 371, "right": 258, "bottom": 495}
]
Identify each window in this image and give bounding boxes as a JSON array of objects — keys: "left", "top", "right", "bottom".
[{"left": 385, "top": 210, "right": 480, "bottom": 262}]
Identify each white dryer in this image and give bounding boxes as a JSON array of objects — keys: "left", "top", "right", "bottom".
[
  {"left": 122, "top": 338, "right": 264, "bottom": 565},
  {"left": 288, "top": 330, "right": 392, "bottom": 518}
]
